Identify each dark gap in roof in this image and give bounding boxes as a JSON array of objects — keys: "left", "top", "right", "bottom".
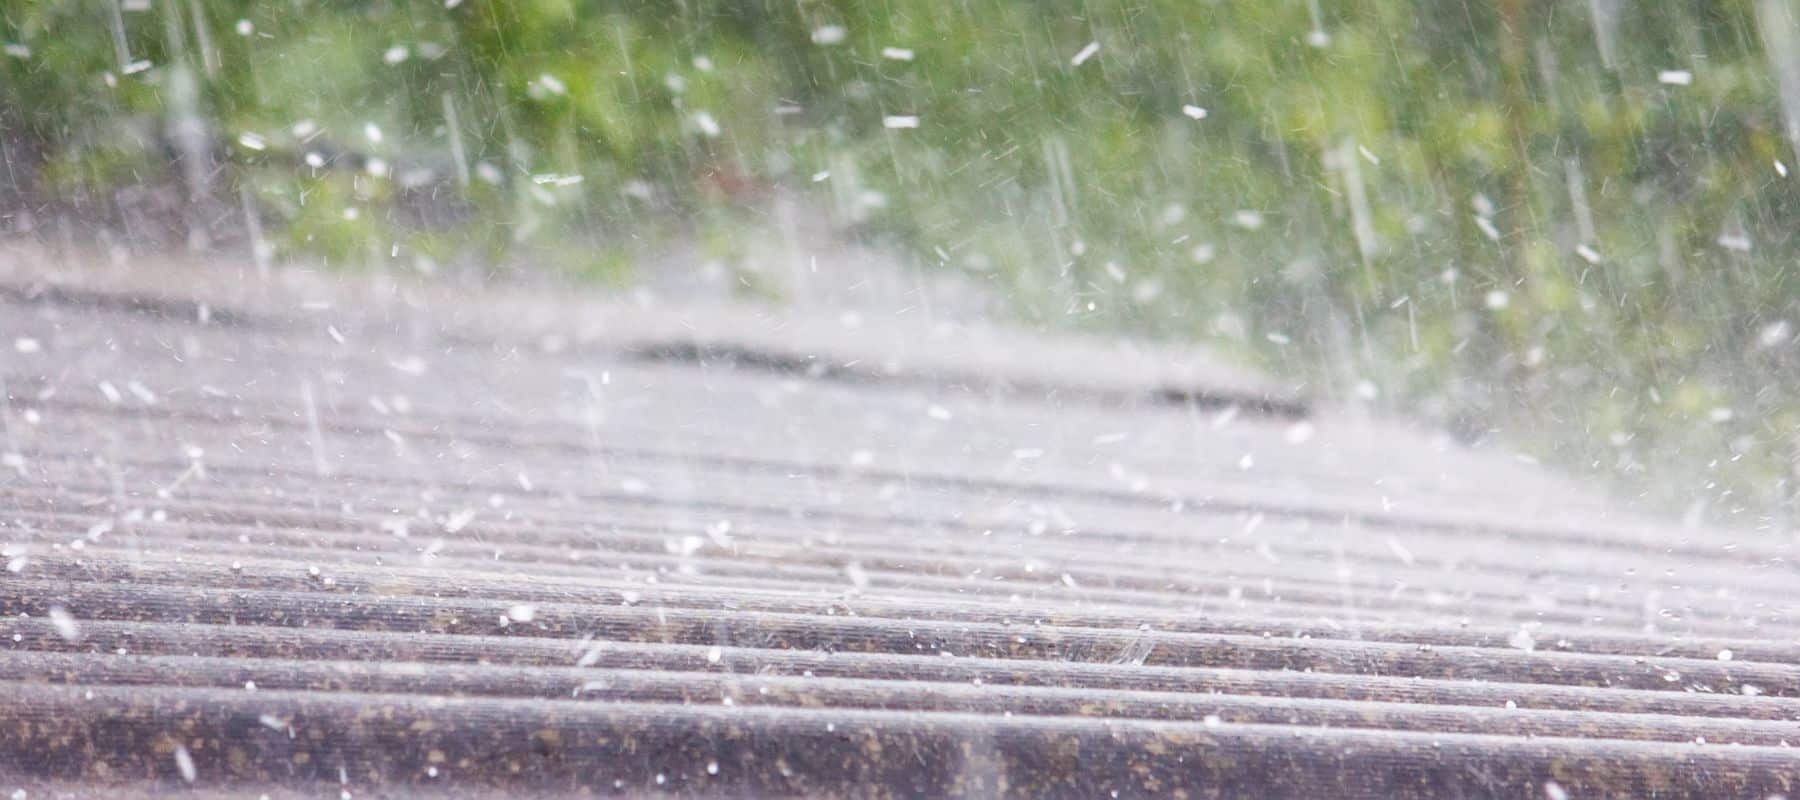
[
  {"left": 0, "top": 282, "right": 249, "bottom": 327},
  {"left": 627, "top": 338, "right": 1310, "bottom": 419}
]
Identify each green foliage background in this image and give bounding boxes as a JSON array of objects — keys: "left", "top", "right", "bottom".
[{"left": 7, "top": 0, "right": 1800, "bottom": 521}]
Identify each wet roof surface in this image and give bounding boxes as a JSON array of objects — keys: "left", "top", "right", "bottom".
[{"left": 0, "top": 256, "right": 1796, "bottom": 797}]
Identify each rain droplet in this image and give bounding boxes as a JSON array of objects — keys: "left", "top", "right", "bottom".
[
  {"left": 174, "top": 745, "right": 197, "bottom": 783},
  {"left": 47, "top": 606, "right": 79, "bottom": 642}
]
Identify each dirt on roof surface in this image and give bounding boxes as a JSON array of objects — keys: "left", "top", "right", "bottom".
[{"left": 0, "top": 249, "right": 1795, "bottom": 798}]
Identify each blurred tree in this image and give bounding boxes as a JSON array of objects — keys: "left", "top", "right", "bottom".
[{"left": 2, "top": 0, "right": 1797, "bottom": 519}]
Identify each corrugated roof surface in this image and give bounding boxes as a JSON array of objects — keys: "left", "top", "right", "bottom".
[{"left": 0, "top": 255, "right": 1796, "bottom": 797}]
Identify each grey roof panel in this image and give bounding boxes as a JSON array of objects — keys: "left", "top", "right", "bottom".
[{"left": 0, "top": 255, "right": 1791, "bottom": 797}]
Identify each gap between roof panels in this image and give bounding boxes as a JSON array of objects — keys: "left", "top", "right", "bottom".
[{"left": 626, "top": 339, "right": 1310, "bottom": 419}]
